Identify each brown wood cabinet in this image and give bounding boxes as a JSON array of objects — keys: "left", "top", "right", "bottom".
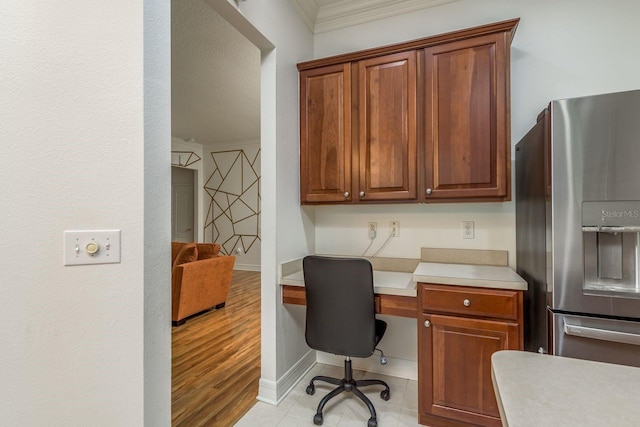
[
  {"left": 299, "top": 51, "right": 418, "bottom": 203},
  {"left": 418, "top": 283, "right": 523, "bottom": 427},
  {"left": 299, "top": 63, "right": 352, "bottom": 203},
  {"left": 357, "top": 51, "right": 418, "bottom": 201},
  {"left": 423, "top": 32, "right": 511, "bottom": 201},
  {"left": 298, "top": 19, "right": 519, "bottom": 205}
]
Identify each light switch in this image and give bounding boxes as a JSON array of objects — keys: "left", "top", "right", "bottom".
[{"left": 64, "top": 230, "right": 121, "bottom": 266}]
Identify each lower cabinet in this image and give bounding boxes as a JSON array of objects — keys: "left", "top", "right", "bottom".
[{"left": 418, "top": 283, "right": 523, "bottom": 426}]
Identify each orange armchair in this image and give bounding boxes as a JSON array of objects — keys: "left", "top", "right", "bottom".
[{"left": 171, "top": 242, "right": 235, "bottom": 326}]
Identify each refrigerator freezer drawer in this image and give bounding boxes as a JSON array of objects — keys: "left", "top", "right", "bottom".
[
  {"left": 564, "top": 322, "right": 640, "bottom": 346},
  {"left": 553, "top": 313, "right": 640, "bottom": 368}
]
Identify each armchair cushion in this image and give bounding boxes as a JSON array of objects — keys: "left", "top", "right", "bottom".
[
  {"left": 172, "top": 242, "right": 198, "bottom": 268},
  {"left": 197, "top": 243, "right": 221, "bottom": 259}
]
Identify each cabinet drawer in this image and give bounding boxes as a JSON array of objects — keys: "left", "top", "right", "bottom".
[{"left": 420, "top": 283, "right": 519, "bottom": 321}]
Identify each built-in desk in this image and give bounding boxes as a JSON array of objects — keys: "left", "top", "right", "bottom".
[
  {"left": 281, "top": 269, "right": 418, "bottom": 318},
  {"left": 280, "top": 255, "right": 527, "bottom": 319},
  {"left": 280, "top": 250, "right": 528, "bottom": 427}
]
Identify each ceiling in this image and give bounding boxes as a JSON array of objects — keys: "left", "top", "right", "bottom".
[{"left": 171, "top": 0, "right": 458, "bottom": 146}]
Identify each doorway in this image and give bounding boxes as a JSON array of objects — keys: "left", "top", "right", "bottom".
[
  {"left": 170, "top": 0, "right": 266, "bottom": 425},
  {"left": 171, "top": 166, "right": 196, "bottom": 243}
]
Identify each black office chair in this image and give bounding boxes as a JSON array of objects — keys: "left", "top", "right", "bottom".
[{"left": 302, "top": 255, "right": 390, "bottom": 427}]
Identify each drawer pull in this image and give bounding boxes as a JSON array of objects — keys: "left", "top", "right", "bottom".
[
  {"left": 424, "top": 320, "right": 431, "bottom": 328},
  {"left": 463, "top": 299, "right": 471, "bottom": 307},
  {"left": 344, "top": 192, "right": 350, "bottom": 198}
]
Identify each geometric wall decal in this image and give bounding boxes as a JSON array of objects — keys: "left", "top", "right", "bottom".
[
  {"left": 204, "top": 149, "right": 261, "bottom": 255},
  {"left": 171, "top": 150, "right": 202, "bottom": 167}
]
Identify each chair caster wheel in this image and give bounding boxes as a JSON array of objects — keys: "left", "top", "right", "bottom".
[
  {"left": 313, "top": 413, "right": 323, "bottom": 425},
  {"left": 306, "top": 384, "right": 315, "bottom": 395},
  {"left": 380, "top": 389, "right": 390, "bottom": 401},
  {"left": 367, "top": 417, "right": 377, "bottom": 427}
]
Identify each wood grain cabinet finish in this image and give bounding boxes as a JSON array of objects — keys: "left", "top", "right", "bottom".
[
  {"left": 299, "top": 52, "right": 417, "bottom": 203},
  {"left": 357, "top": 51, "right": 417, "bottom": 201},
  {"left": 299, "top": 64, "right": 352, "bottom": 203},
  {"left": 422, "top": 33, "right": 511, "bottom": 201},
  {"left": 298, "top": 19, "right": 518, "bottom": 205},
  {"left": 418, "top": 283, "right": 523, "bottom": 427}
]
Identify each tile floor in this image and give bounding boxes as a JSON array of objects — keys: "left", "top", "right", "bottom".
[{"left": 235, "top": 363, "right": 421, "bottom": 427}]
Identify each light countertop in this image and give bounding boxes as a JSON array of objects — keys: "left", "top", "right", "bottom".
[
  {"left": 280, "top": 257, "right": 526, "bottom": 297},
  {"left": 280, "top": 270, "right": 417, "bottom": 297},
  {"left": 413, "top": 262, "right": 527, "bottom": 290},
  {"left": 492, "top": 350, "right": 640, "bottom": 427}
]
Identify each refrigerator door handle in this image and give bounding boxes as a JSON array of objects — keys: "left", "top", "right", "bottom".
[{"left": 564, "top": 322, "right": 640, "bottom": 346}]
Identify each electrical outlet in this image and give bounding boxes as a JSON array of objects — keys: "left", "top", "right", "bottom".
[
  {"left": 368, "top": 222, "right": 377, "bottom": 239},
  {"left": 462, "top": 221, "right": 475, "bottom": 239},
  {"left": 390, "top": 221, "right": 399, "bottom": 237}
]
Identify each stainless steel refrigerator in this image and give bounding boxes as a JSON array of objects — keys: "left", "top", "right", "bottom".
[{"left": 516, "top": 89, "right": 640, "bottom": 367}]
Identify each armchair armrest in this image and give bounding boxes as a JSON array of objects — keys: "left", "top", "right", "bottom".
[{"left": 172, "top": 255, "right": 236, "bottom": 323}]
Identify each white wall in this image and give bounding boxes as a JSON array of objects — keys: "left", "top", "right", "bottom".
[
  {"left": 237, "top": 0, "right": 317, "bottom": 400},
  {"left": 311, "top": 0, "right": 640, "bottom": 377},
  {"left": 208, "top": 0, "right": 316, "bottom": 404},
  {"left": 0, "top": 0, "right": 170, "bottom": 425}
]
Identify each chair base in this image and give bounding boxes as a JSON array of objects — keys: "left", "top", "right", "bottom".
[{"left": 306, "top": 358, "right": 390, "bottom": 427}]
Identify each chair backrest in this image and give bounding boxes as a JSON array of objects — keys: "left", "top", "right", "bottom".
[{"left": 302, "top": 255, "right": 377, "bottom": 358}]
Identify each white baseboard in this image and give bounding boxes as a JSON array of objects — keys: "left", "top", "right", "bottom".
[
  {"left": 257, "top": 349, "right": 316, "bottom": 405},
  {"left": 258, "top": 350, "right": 416, "bottom": 406},
  {"left": 233, "top": 264, "right": 261, "bottom": 272},
  {"left": 316, "top": 352, "right": 417, "bottom": 381}
]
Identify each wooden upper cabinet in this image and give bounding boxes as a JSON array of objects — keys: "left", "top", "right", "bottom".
[
  {"left": 300, "top": 64, "right": 352, "bottom": 203},
  {"left": 298, "top": 18, "right": 519, "bottom": 205},
  {"left": 423, "top": 32, "right": 511, "bottom": 201},
  {"left": 357, "top": 52, "right": 417, "bottom": 201}
]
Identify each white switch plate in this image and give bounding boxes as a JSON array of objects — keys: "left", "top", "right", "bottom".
[{"left": 64, "top": 230, "right": 121, "bottom": 266}]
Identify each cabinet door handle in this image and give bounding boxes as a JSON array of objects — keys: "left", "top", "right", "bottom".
[
  {"left": 463, "top": 299, "right": 471, "bottom": 307},
  {"left": 424, "top": 320, "right": 431, "bottom": 327},
  {"left": 359, "top": 191, "right": 365, "bottom": 197},
  {"left": 344, "top": 192, "right": 350, "bottom": 198},
  {"left": 426, "top": 188, "right": 433, "bottom": 195}
]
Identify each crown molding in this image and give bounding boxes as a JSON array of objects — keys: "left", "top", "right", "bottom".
[
  {"left": 289, "top": 0, "right": 319, "bottom": 33},
  {"left": 291, "top": 0, "right": 460, "bottom": 34}
]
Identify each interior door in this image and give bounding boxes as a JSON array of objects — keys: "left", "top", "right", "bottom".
[{"left": 172, "top": 166, "right": 195, "bottom": 242}]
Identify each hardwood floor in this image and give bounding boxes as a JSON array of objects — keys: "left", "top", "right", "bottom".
[{"left": 172, "top": 270, "right": 261, "bottom": 427}]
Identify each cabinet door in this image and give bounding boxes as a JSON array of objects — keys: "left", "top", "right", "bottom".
[
  {"left": 358, "top": 51, "right": 417, "bottom": 201},
  {"left": 419, "top": 313, "right": 518, "bottom": 427},
  {"left": 300, "top": 64, "right": 352, "bottom": 203},
  {"left": 423, "top": 33, "right": 510, "bottom": 201}
]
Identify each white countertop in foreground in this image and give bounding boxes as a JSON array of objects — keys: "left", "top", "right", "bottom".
[
  {"left": 413, "top": 262, "right": 527, "bottom": 290},
  {"left": 492, "top": 350, "right": 640, "bottom": 427}
]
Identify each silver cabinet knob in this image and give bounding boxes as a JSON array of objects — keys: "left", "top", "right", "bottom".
[
  {"left": 359, "top": 191, "right": 365, "bottom": 197},
  {"left": 344, "top": 192, "right": 350, "bottom": 198},
  {"left": 424, "top": 320, "right": 431, "bottom": 327},
  {"left": 463, "top": 299, "right": 471, "bottom": 307},
  {"left": 426, "top": 188, "right": 433, "bottom": 195}
]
